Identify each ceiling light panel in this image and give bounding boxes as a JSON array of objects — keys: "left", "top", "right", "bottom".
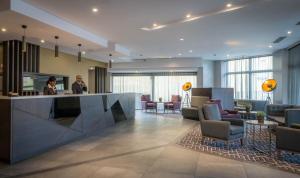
[{"left": 140, "top": 1, "right": 255, "bottom": 31}]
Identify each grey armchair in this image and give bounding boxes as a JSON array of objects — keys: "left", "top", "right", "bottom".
[
  {"left": 199, "top": 104, "right": 244, "bottom": 148},
  {"left": 276, "top": 126, "right": 300, "bottom": 157}
]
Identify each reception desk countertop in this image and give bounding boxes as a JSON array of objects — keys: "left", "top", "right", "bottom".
[{"left": 0, "top": 93, "right": 136, "bottom": 164}]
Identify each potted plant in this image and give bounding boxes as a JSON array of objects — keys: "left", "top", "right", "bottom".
[
  {"left": 256, "top": 111, "right": 265, "bottom": 123},
  {"left": 245, "top": 104, "right": 251, "bottom": 113},
  {"left": 159, "top": 97, "right": 162, "bottom": 102}
]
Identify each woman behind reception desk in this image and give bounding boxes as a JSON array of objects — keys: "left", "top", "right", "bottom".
[{"left": 43, "top": 76, "right": 57, "bottom": 95}]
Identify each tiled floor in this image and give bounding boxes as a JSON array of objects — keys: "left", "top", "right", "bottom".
[{"left": 0, "top": 111, "right": 299, "bottom": 178}]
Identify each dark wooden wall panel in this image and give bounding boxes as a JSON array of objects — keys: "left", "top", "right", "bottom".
[
  {"left": 2, "top": 40, "right": 40, "bottom": 96},
  {"left": 95, "top": 67, "right": 107, "bottom": 93}
]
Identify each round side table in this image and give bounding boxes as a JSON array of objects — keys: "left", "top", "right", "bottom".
[{"left": 245, "top": 120, "right": 278, "bottom": 156}]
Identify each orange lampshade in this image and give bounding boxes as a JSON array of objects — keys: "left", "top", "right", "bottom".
[
  {"left": 182, "top": 82, "right": 192, "bottom": 91},
  {"left": 262, "top": 79, "right": 277, "bottom": 92}
]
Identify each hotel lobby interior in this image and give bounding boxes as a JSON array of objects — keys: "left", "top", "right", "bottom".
[{"left": 0, "top": 0, "right": 300, "bottom": 178}]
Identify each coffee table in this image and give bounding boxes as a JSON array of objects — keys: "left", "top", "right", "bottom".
[
  {"left": 238, "top": 111, "right": 257, "bottom": 120},
  {"left": 245, "top": 120, "right": 278, "bottom": 156}
]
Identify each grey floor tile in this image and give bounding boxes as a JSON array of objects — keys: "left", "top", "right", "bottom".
[{"left": 0, "top": 111, "right": 298, "bottom": 178}]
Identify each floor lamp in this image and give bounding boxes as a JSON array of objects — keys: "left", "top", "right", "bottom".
[
  {"left": 262, "top": 79, "right": 277, "bottom": 105},
  {"left": 182, "top": 82, "right": 192, "bottom": 108}
]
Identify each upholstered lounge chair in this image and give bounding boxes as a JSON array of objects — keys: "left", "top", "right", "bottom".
[
  {"left": 164, "top": 95, "right": 182, "bottom": 113},
  {"left": 141, "top": 95, "right": 156, "bottom": 112},
  {"left": 209, "top": 99, "right": 241, "bottom": 119},
  {"left": 199, "top": 104, "right": 244, "bottom": 148}
]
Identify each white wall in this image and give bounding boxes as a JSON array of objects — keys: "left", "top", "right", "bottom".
[
  {"left": 110, "top": 58, "right": 203, "bottom": 73},
  {"left": 202, "top": 60, "right": 214, "bottom": 87},
  {"left": 213, "top": 60, "right": 227, "bottom": 88},
  {"left": 273, "top": 49, "right": 289, "bottom": 104}
]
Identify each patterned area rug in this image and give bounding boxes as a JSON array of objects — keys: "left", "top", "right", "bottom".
[{"left": 177, "top": 125, "right": 300, "bottom": 175}]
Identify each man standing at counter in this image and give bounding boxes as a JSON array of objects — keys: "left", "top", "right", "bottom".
[{"left": 72, "top": 75, "right": 87, "bottom": 94}]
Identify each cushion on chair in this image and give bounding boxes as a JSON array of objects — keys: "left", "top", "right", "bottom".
[
  {"left": 147, "top": 103, "right": 156, "bottom": 107},
  {"left": 203, "top": 104, "right": 222, "bottom": 121},
  {"left": 191, "top": 96, "right": 210, "bottom": 107},
  {"left": 230, "top": 125, "right": 244, "bottom": 135}
]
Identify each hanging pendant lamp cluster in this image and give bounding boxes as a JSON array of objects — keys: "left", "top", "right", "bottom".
[
  {"left": 78, "top": 43, "right": 82, "bottom": 62},
  {"left": 21, "top": 25, "right": 27, "bottom": 53},
  {"left": 54, "top": 36, "right": 59, "bottom": 58},
  {"left": 21, "top": 25, "right": 85, "bottom": 62}
]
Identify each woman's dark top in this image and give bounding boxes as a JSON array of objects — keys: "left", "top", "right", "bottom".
[{"left": 43, "top": 85, "right": 57, "bottom": 95}]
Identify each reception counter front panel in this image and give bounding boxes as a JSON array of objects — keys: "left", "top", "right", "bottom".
[{"left": 0, "top": 93, "right": 135, "bottom": 163}]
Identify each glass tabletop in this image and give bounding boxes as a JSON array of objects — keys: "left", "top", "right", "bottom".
[
  {"left": 245, "top": 120, "right": 278, "bottom": 126},
  {"left": 238, "top": 111, "right": 258, "bottom": 114}
]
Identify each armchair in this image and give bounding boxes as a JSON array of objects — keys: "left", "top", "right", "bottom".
[
  {"left": 199, "top": 104, "right": 244, "bottom": 148},
  {"left": 141, "top": 95, "right": 156, "bottom": 112},
  {"left": 164, "top": 95, "right": 182, "bottom": 113},
  {"left": 276, "top": 126, "right": 300, "bottom": 157},
  {"left": 209, "top": 99, "right": 240, "bottom": 119}
]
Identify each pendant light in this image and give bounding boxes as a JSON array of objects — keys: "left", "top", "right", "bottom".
[
  {"left": 21, "top": 25, "right": 27, "bottom": 53},
  {"left": 54, "top": 36, "right": 59, "bottom": 58},
  {"left": 108, "top": 53, "right": 112, "bottom": 68},
  {"left": 78, "top": 44, "right": 82, "bottom": 62}
]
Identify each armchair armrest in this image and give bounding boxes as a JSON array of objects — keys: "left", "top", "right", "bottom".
[
  {"left": 285, "top": 109, "right": 300, "bottom": 127},
  {"left": 200, "top": 120, "right": 230, "bottom": 140},
  {"left": 224, "top": 110, "right": 238, "bottom": 114},
  {"left": 276, "top": 126, "right": 300, "bottom": 152},
  {"left": 222, "top": 118, "right": 244, "bottom": 126}
]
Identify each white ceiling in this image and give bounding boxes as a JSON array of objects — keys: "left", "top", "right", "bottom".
[{"left": 1, "top": 0, "right": 300, "bottom": 62}]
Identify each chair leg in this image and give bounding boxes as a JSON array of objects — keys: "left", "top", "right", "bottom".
[
  {"left": 240, "top": 138, "right": 244, "bottom": 146},
  {"left": 276, "top": 150, "right": 281, "bottom": 159},
  {"left": 201, "top": 137, "right": 205, "bottom": 145},
  {"left": 226, "top": 141, "right": 230, "bottom": 149}
]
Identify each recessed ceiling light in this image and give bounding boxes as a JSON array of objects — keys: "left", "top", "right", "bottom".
[
  {"left": 226, "top": 3, "right": 232, "bottom": 8},
  {"left": 287, "top": 31, "right": 292, "bottom": 35},
  {"left": 268, "top": 45, "right": 273, "bottom": 48},
  {"left": 92, "top": 8, "right": 98, "bottom": 12},
  {"left": 1, "top": 28, "right": 7, "bottom": 32},
  {"left": 82, "top": 51, "right": 86, "bottom": 55},
  {"left": 153, "top": 23, "right": 158, "bottom": 27},
  {"left": 40, "top": 39, "right": 45, "bottom": 43},
  {"left": 178, "top": 53, "right": 182, "bottom": 56},
  {"left": 189, "top": 50, "right": 193, "bottom": 53},
  {"left": 180, "top": 38, "right": 184, "bottom": 41},
  {"left": 186, "top": 14, "right": 191, "bottom": 18}
]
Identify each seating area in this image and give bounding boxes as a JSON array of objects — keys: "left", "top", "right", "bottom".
[{"left": 141, "top": 94, "right": 181, "bottom": 113}]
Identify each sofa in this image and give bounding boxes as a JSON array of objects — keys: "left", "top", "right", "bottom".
[
  {"left": 182, "top": 96, "right": 209, "bottom": 120},
  {"left": 276, "top": 126, "right": 300, "bottom": 156},
  {"left": 266, "top": 104, "right": 300, "bottom": 126},
  {"left": 234, "top": 99, "right": 266, "bottom": 112}
]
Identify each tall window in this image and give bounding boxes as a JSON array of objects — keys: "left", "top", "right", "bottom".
[
  {"left": 112, "top": 73, "right": 197, "bottom": 108},
  {"left": 154, "top": 75, "right": 197, "bottom": 102},
  {"left": 226, "top": 56, "right": 273, "bottom": 100}
]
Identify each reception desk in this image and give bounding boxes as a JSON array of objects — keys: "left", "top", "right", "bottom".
[{"left": 0, "top": 93, "right": 135, "bottom": 164}]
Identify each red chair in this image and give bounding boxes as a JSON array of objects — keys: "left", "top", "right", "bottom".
[
  {"left": 209, "top": 99, "right": 240, "bottom": 119},
  {"left": 164, "top": 95, "right": 182, "bottom": 113},
  {"left": 141, "top": 95, "right": 156, "bottom": 112}
]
